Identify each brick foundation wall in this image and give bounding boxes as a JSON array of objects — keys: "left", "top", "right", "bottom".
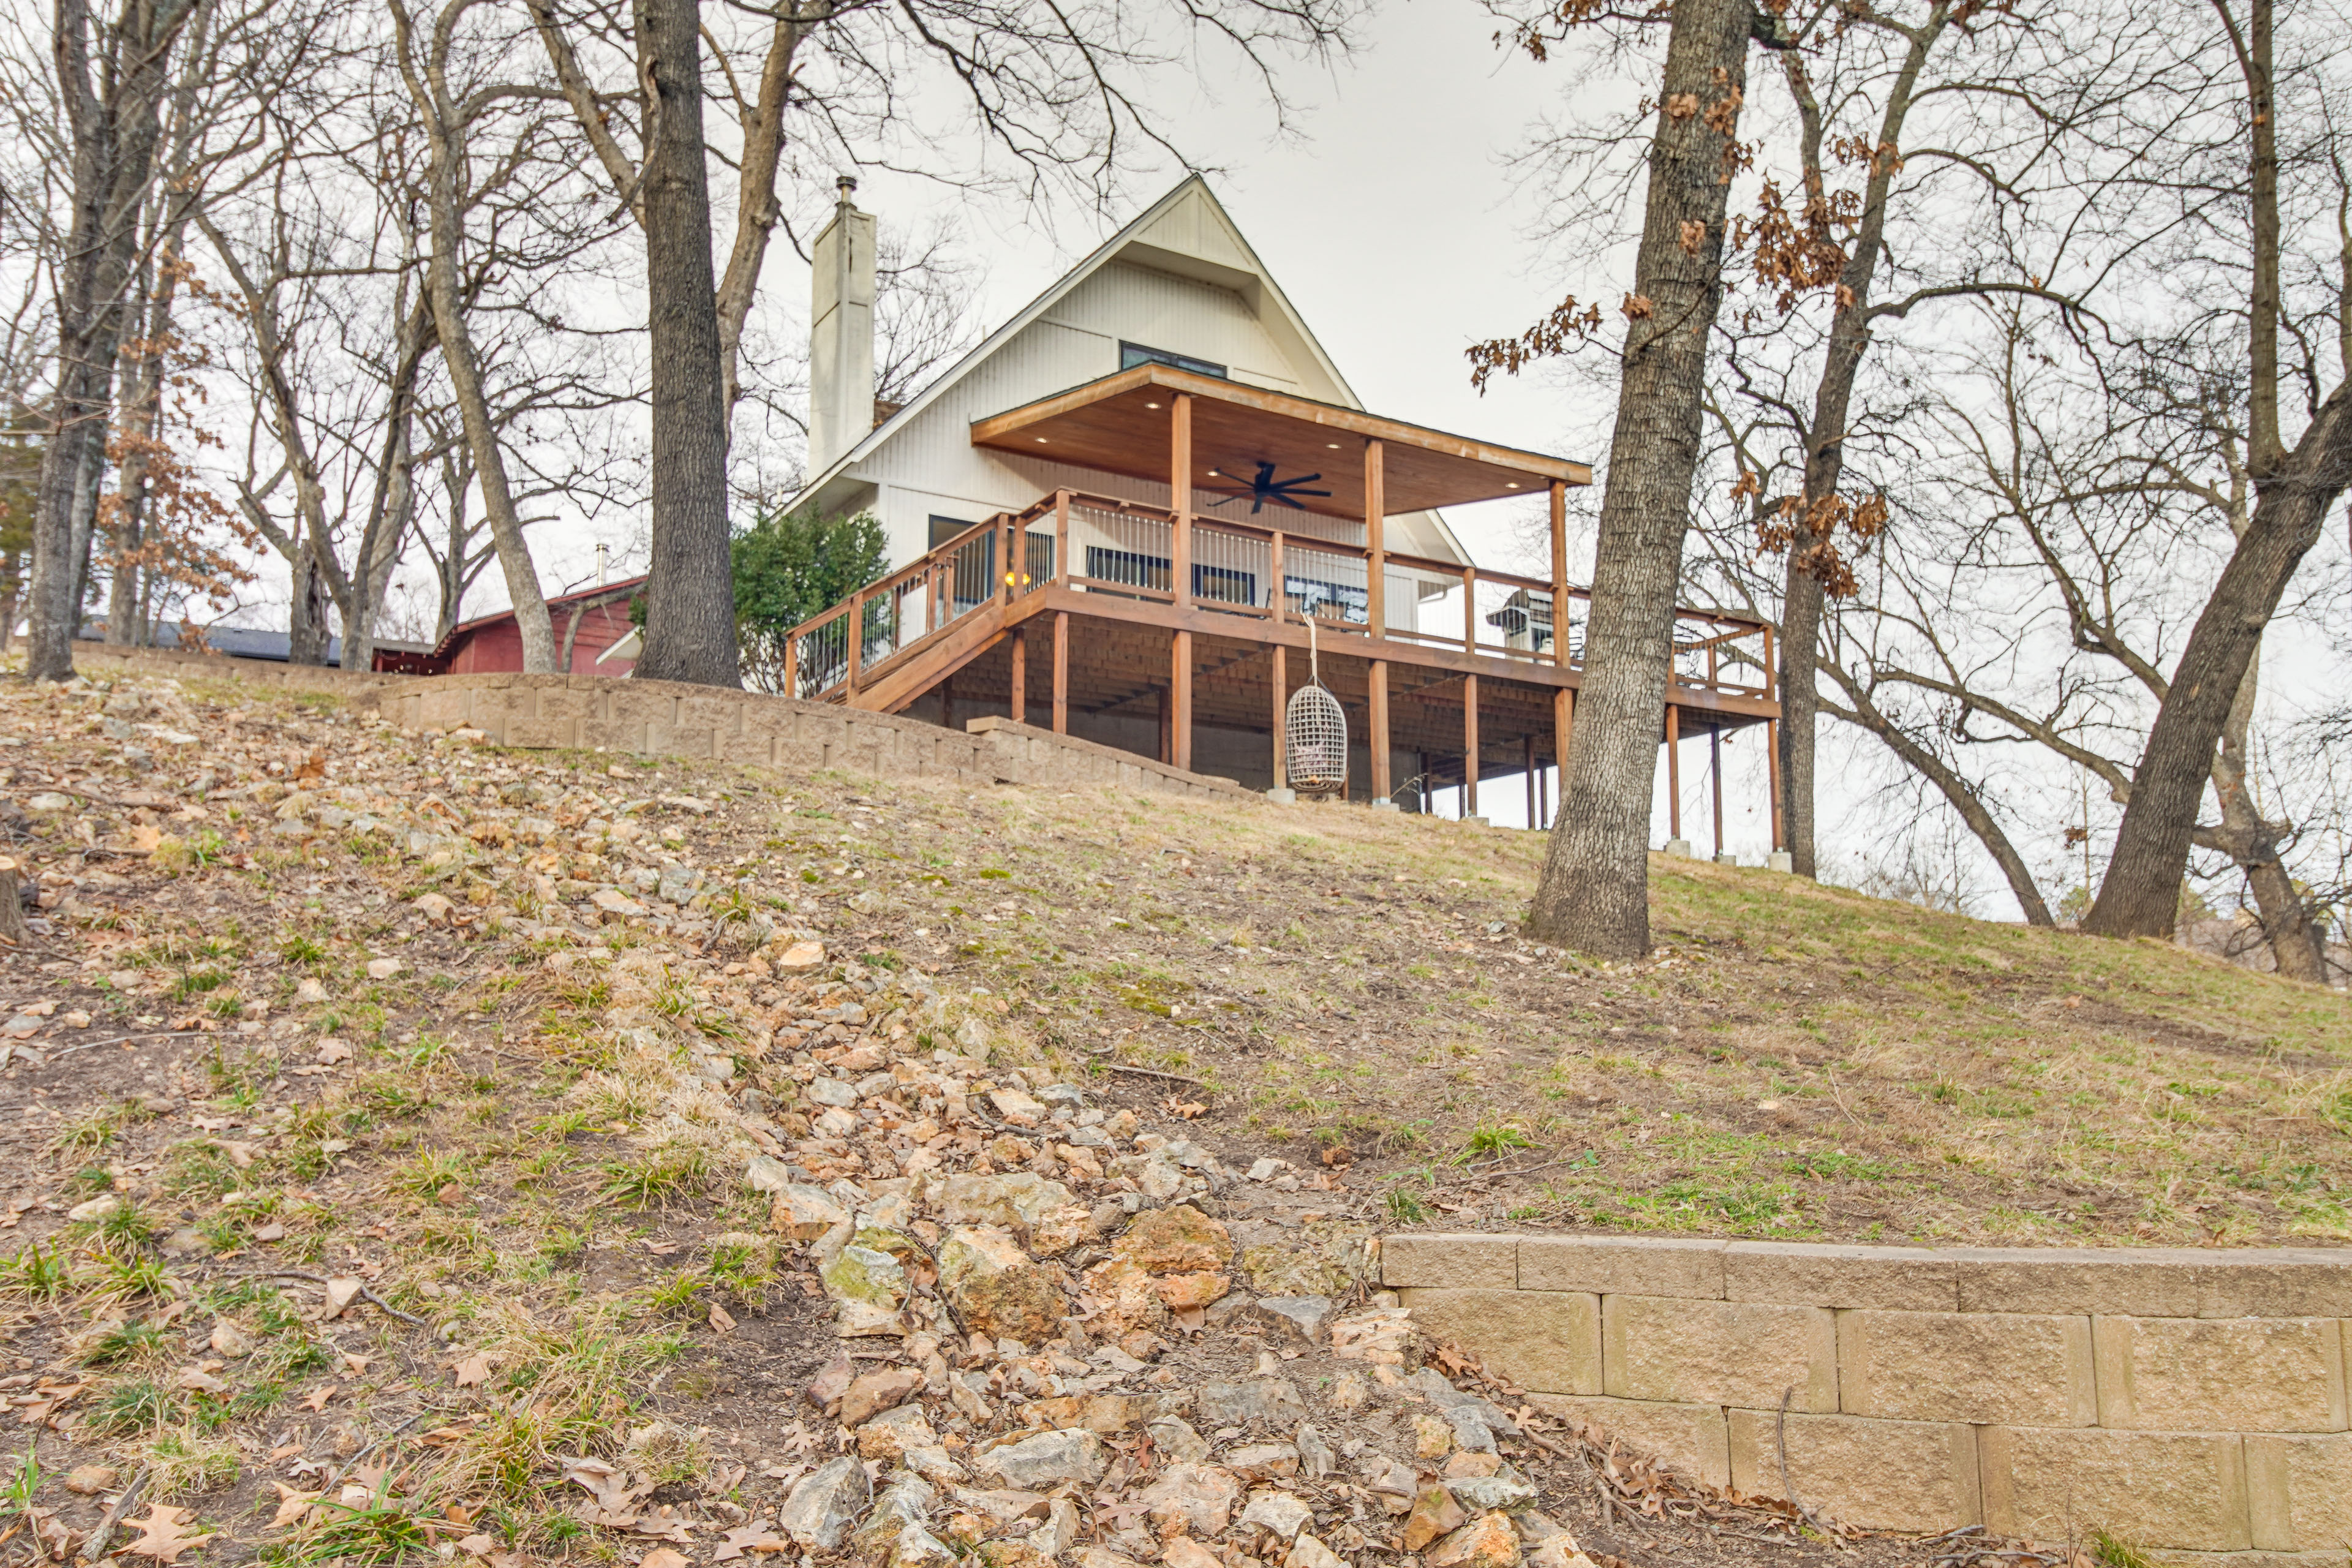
[{"left": 1384, "top": 1234, "right": 2352, "bottom": 1558}]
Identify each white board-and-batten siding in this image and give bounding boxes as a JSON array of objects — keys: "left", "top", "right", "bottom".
[
  {"left": 843, "top": 261, "right": 1311, "bottom": 567},
  {"left": 803, "top": 176, "right": 1471, "bottom": 579}
]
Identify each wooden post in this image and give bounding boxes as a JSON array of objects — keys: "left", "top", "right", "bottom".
[
  {"left": 1539, "top": 745, "right": 1551, "bottom": 829},
  {"left": 782, "top": 627, "right": 799, "bottom": 698},
  {"left": 1463, "top": 674, "right": 1479, "bottom": 818},
  {"left": 1171, "top": 628, "right": 1193, "bottom": 772},
  {"left": 846, "top": 595, "right": 864, "bottom": 696},
  {"left": 1270, "top": 644, "right": 1287, "bottom": 789},
  {"left": 1549, "top": 480, "right": 1569, "bottom": 668},
  {"left": 1365, "top": 439, "right": 1385, "bottom": 635},
  {"left": 1768, "top": 717, "right": 1785, "bottom": 851},
  {"left": 1009, "top": 626, "right": 1027, "bottom": 724},
  {"left": 1524, "top": 735, "right": 1535, "bottom": 829},
  {"left": 1711, "top": 725, "right": 1725, "bottom": 858},
  {"left": 1555, "top": 687, "right": 1574, "bottom": 774},
  {"left": 1054, "top": 489, "right": 1071, "bottom": 585},
  {"left": 1172, "top": 394, "right": 1193, "bottom": 609},
  {"left": 1368, "top": 660, "right": 1390, "bottom": 804},
  {"left": 1462, "top": 565, "right": 1478, "bottom": 653},
  {"left": 1158, "top": 686, "right": 1171, "bottom": 764},
  {"left": 1665, "top": 703, "right": 1681, "bottom": 842},
  {"left": 1000, "top": 518, "right": 1015, "bottom": 605},
  {"left": 1269, "top": 531, "right": 1285, "bottom": 622},
  {"left": 942, "top": 672, "right": 954, "bottom": 732},
  {"left": 1052, "top": 611, "right": 1068, "bottom": 734}
]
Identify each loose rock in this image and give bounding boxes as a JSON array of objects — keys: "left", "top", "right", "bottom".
[{"left": 777, "top": 1457, "right": 870, "bottom": 1550}]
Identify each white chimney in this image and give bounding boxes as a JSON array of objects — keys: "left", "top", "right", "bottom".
[{"left": 809, "top": 176, "right": 876, "bottom": 474}]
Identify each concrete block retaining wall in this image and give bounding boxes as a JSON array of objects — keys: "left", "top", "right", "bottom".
[
  {"left": 67, "top": 647, "right": 1256, "bottom": 801},
  {"left": 1385, "top": 1233, "right": 2352, "bottom": 1560},
  {"left": 371, "top": 673, "right": 1257, "bottom": 801}
]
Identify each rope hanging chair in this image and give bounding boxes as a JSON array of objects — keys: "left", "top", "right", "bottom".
[{"left": 1284, "top": 617, "right": 1348, "bottom": 797}]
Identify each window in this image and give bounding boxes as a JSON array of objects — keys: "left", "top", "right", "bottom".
[
  {"left": 929, "top": 514, "right": 979, "bottom": 549},
  {"left": 1120, "top": 342, "right": 1227, "bottom": 379}
]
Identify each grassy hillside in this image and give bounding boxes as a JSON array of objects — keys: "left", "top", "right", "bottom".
[
  {"left": 896, "top": 763, "right": 2352, "bottom": 1249},
  {"left": 2, "top": 660, "right": 2341, "bottom": 1568}
]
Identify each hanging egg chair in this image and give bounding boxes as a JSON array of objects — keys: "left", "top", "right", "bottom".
[{"left": 1284, "top": 618, "right": 1349, "bottom": 797}]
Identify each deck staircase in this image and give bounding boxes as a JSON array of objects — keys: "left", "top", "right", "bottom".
[{"left": 779, "top": 499, "right": 1064, "bottom": 715}]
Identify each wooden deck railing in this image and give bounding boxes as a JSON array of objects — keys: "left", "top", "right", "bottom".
[{"left": 781, "top": 488, "right": 1775, "bottom": 706}]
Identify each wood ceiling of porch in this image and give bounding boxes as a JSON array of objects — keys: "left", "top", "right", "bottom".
[{"left": 969, "top": 364, "right": 1592, "bottom": 524}]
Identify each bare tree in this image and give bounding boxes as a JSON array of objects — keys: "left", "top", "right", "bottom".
[
  {"left": 20, "top": 0, "right": 208, "bottom": 680},
  {"left": 387, "top": 0, "right": 568, "bottom": 673},
  {"left": 526, "top": 0, "right": 1360, "bottom": 688},
  {"left": 1844, "top": 295, "right": 2340, "bottom": 976},
  {"left": 2085, "top": 0, "right": 2352, "bottom": 943}
]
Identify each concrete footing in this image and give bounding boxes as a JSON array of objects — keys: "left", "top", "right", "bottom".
[
  {"left": 1664, "top": 839, "right": 1694, "bottom": 859},
  {"left": 1369, "top": 799, "right": 1400, "bottom": 812},
  {"left": 1265, "top": 788, "right": 1297, "bottom": 804},
  {"left": 1768, "top": 851, "right": 1794, "bottom": 872},
  {"left": 1714, "top": 853, "right": 1739, "bottom": 866},
  {"left": 1461, "top": 815, "right": 1488, "bottom": 827}
]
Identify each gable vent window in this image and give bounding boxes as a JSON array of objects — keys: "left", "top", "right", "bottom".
[{"left": 1120, "top": 342, "right": 1227, "bottom": 379}]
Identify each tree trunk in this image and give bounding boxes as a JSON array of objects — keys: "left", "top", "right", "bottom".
[
  {"left": 288, "top": 533, "right": 331, "bottom": 664},
  {"left": 1777, "top": 568, "right": 1822, "bottom": 875},
  {"left": 629, "top": 0, "right": 741, "bottom": 688},
  {"left": 2084, "top": 388, "right": 2352, "bottom": 940},
  {"left": 392, "top": 0, "right": 558, "bottom": 675},
  {"left": 1770, "top": 10, "right": 1946, "bottom": 881},
  {"left": 26, "top": 0, "right": 195, "bottom": 683},
  {"left": 1527, "top": 0, "right": 1752, "bottom": 957}
]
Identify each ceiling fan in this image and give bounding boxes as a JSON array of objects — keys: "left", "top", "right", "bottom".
[{"left": 1199, "top": 461, "right": 1333, "bottom": 514}]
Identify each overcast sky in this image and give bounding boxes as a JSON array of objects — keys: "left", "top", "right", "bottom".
[{"left": 842, "top": 2, "right": 1626, "bottom": 576}]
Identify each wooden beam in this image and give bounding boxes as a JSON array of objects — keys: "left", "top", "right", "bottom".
[
  {"left": 1054, "top": 489, "right": 1070, "bottom": 586},
  {"left": 1666, "top": 702, "right": 1682, "bottom": 843},
  {"left": 1172, "top": 628, "right": 1193, "bottom": 772},
  {"left": 1525, "top": 734, "right": 1535, "bottom": 829},
  {"left": 1369, "top": 659, "right": 1390, "bottom": 804},
  {"left": 1009, "top": 626, "right": 1027, "bottom": 722},
  {"left": 1550, "top": 480, "right": 1569, "bottom": 669},
  {"left": 1464, "top": 673, "right": 1479, "bottom": 818},
  {"left": 1711, "top": 726, "right": 1724, "bottom": 859},
  {"left": 1555, "top": 687, "right": 1574, "bottom": 775},
  {"left": 1768, "top": 716, "right": 1784, "bottom": 852},
  {"left": 1365, "top": 439, "right": 1385, "bottom": 635},
  {"left": 1271, "top": 643, "right": 1286, "bottom": 790},
  {"left": 1052, "top": 611, "right": 1069, "bottom": 733},
  {"left": 1171, "top": 393, "right": 1193, "bottom": 612}
]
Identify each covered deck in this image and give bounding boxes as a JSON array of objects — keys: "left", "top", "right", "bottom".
[{"left": 783, "top": 364, "right": 1782, "bottom": 846}]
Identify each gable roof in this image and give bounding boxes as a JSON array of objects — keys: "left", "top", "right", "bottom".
[
  {"left": 432, "top": 575, "right": 646, "bottom": 659},
  {"left": 789, "top": 176, "right": 1401, "bottom": 519}
]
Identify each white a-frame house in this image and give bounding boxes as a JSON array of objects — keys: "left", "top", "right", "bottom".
[
  {"left": 791, "top": 175, "right": 1476, "bottom": 574},
  {"left": 778, "top": 177, "right": 1779, "bottom": 840}
]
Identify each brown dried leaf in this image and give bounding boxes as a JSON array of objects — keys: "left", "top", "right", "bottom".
[{"left": 121, "top": 1506, "right": 213, "bottom": 1564}]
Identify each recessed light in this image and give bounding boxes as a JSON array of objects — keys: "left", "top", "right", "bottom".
[
  {"left": 1145, "top": 402, "right": 1161, "bottom": 409},
  {"left": 1506, "top": 481, "right": 1519, "bottom": 488},
  {"left": 1208, "top": 469, "right": 1220, "bottom": 477},
  {"left": 1327, "top": 442, "right": 1341, "bottom": 449},
  {"left": 1035, "top": 437, "right": 1048, "bottom": 443}
]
